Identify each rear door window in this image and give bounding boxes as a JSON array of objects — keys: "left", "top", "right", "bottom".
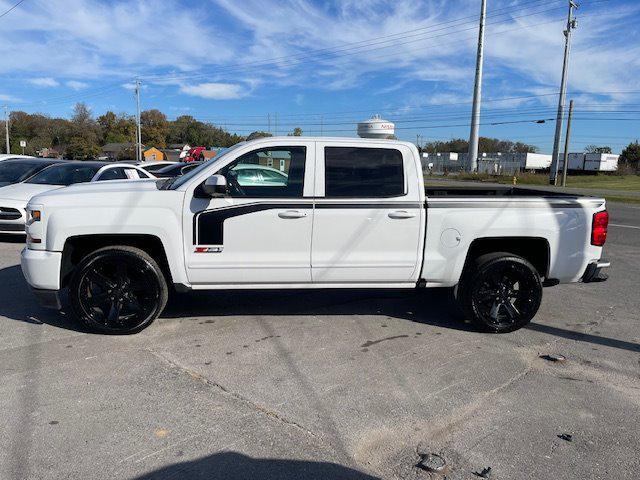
[{"left": 324, "top": 147, "right": 404, "bottom": 198}]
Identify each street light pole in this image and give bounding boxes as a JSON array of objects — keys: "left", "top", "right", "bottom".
[
  {"left": 549, "top": 0, "right": 578, "bottom": 185},
  {"left": 4, "top": 105, "right": 9, "bottom": 154},
  {"left": 467, "top": 0, "right": 487, "bottom": 173},
  {"left": 135, "top": 79, "right": 142, "bottom": 163},
  {"left": 561, "top": 100, "right": 574, "bottom": 187}
]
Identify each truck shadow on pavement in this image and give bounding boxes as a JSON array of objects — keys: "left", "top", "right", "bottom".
[
  {"left": 1, "top": 264, "right": 639, "bottom": 354},
  {"left": 0, "top": 265, "right": 88, "bottom": 332},
  {"left": 163, "top": 287, "right": 475, "bottom": 331},
  {"left": 130, "top": 452, "right": 379, "bottom": 480},
  {"left": 0, "top": 262, "right": 472, "bottom": 333}
]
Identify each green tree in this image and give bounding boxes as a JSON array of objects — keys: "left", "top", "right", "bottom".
[
  {"left": 66, "top": 136, "right": 102, "bottom": 160},
  {"left": 287, "top": 127, "right": 303, "bottom": 136},
  {"left": 141, "top": 109, "right": 169, "bottom": 148},
  {"left": 67, "top": 103, "right": 100, "bottom": 160},
  {"left": 246, "top": 131, "right": 273, "bottom": 141},
  {"left": 585, "top": 145, "right": 613, "bottom": 154},
  {"left": 97, "top": 111, "right": 136, "bottom": 144},
  {"left": 620, "top": 141, "right": 640, "bottom": 171},
  {"left": 167, "top": 115, "right": 244, "bottom": 147},
  {"left": 421, "top": 137, "right": 537, "bottom": 154}
]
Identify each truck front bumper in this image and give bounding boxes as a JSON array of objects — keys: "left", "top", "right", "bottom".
[
  {"left": 582, "top": 259, "right": 610, "bottom": 283},
  {"left": 21, "top": 248, "right": 63, "bottom": 308},
  {"left": 21, "top": 247, "right": 62, "bottom": 290}
]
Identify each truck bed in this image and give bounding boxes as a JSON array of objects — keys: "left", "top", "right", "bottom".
[{"left": 425, "top": 185, "right": 582, "bottom": 198}]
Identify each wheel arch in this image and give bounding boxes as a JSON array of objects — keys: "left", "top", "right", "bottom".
[
  {"left": 461, "top": 236, "right": 550, "bottom": 280},
  {"left": 61, "top": 234, "right": 173, "bottom": 288}
]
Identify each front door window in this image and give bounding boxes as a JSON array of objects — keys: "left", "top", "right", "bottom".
[{"left": 219, "top": 146, "right": 306, "bottom": 198}]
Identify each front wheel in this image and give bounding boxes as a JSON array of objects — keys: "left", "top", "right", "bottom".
[
  {"left": 69, "top": 246, "right": 168, "bottom": 334},
  {"left": 458, "top": 253, "right": 543, "bottom": 333}
]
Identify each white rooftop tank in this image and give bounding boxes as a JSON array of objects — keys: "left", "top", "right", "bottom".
[{"left": 357, "top": 114, "right": 395, "bottom": 139}]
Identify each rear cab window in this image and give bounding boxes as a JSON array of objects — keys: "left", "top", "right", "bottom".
[{"left": 323, "top": 147, "right": 405, "bottom": 198}]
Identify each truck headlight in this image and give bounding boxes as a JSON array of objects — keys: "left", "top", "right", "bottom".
[
  {"left": 27, "top": 209, "right": 41, "bottom": 224},
  {"left": 26, "top": 206, "right": 44, "bottom": 248}
]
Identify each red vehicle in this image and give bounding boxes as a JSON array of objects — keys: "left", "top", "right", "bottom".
[{"left": 183, "top": 146, "right": 207, "bottom": 163}]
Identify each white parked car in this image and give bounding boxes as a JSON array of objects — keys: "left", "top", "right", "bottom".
[
  {"left": 138, "top": 161, "right": 177, "bottom": 173},
  {"left": 0, "top": 161, "right": 153, "bottom": 234},
  {"left": 21, "top": 137, "right": 609, "bottom": 334}
]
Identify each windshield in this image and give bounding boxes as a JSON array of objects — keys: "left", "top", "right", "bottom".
[
  {"left": 166, "top": 142, "right": 246, "bottom": 190},
  {"left": 156, "top": 163, "right": 186, "bottom": 175},
  {"left": 26, "top": 163, "right": 101, "bottom": 186},
  {"left": 0, "top": 160, "right": 53, "bottom": 184}
]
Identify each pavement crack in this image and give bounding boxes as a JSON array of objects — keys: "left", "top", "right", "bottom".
[{"left": 144, "top": 347, "right": 317, "bottom": 438}]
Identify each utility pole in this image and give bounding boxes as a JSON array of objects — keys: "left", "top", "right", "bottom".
[
  {"left": 267, "top": 113, "right": 271, "bottom": 134},
  {"left": 467, "top": 0, "right": 487, "bottom": 173},
  {"left": 549, "top": 0, "right": 578, "bottom": 185},
  {"left": 320, "top": 116, "right": 324, "bottom": 137},
  {"left": 275, "top": 113, "right": 278, "bottom": 136},
  {"left": 561, "top": 100, "right": 574, "bottom": 187},
  {"left": 134, "top": 79, "right": 142, "bottom": 163},
  {"left": 4, "top": 105, "right": 9, "bottom": 154}
]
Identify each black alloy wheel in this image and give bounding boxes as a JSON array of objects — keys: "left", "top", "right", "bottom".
[
  {"left": 459, "top": 253, "right": 543, "bottom": 333},
  {"left": 69, "top": 246, "right": 168, "bottom": 334}
]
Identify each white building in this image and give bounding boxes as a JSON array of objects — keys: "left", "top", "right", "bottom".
[
  {"left": 560, "top": 153, "right": 619, "bottom": 172},
  {"left": 458, "top": 152, "right": 551, "bottom": 171},
  {"left": 421, "top": 152, "right": 462, "bottom": 171}
]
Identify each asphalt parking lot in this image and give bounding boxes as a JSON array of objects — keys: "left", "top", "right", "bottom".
[{"left": 0, "top": 204, "right": 638, "bottom": 480}]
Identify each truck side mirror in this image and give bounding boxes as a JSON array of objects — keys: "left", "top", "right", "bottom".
[{"left": 202, "top": 174, "right": 228, "bottom": 197}]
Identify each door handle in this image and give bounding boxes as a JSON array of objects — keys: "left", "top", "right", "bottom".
[
  {"left": 388, "top": 210, "right": 416, "bottom": 219},
  {"left": 278, "top": 210, "right": 307, "bottom": 219}
]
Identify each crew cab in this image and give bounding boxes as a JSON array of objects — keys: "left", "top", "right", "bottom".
[{"left": 20, "top": 137, "right": 609, "bottom": 334}]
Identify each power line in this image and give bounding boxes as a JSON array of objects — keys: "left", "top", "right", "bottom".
[
  {"left": 15, "top": 2, "right": 546, "bottom": 106},
  {"left": 145, "top": 0, "right": 611, "bottom": 85},
  {"left": 146, "top": 2, "right": 572, "bottom": 83},
  {"left": 3, "top": 0, "right": 613, "bottom": 111},
  {"left": 191, "top": 92, "right": 640, "bottom": 123},
  {"left": 0, "top": 0, "right": 27, "bottom": 19}
]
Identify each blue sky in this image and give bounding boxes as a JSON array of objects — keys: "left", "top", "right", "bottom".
[{"left": 1, "top": 0, "right": 639, "bottom": 152}]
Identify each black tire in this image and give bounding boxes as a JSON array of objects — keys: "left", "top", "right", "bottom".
[
  {"left": 457, "top": 252, "right": 542, "bottom": 333},
  {"left": 69, "top": 246, "right": 168, "bottom": 334}
]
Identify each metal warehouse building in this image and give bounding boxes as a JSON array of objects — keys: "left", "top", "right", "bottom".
[{"left": 560, "top": 153, "right": 619, "bottom": 172}]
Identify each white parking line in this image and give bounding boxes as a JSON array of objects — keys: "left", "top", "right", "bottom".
[{"left": 610, "top": 223, "right": 640, "bottom": 230}]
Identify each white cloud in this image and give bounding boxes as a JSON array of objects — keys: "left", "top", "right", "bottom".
[
  {"left": 210, "top": 0, "right": 640, "bottom": 101},
  {"left": 0, "top": 0, "right": 637, "bottom": 111},
  {"left": 66, "top": 80, "right": 89, "bottom": 90},
  {"left": 28, "top": 77, "right": 59, "bottom": 87},
  {"left": 179, "top": 82, "right": 246, "bottom": 100},
  {"left": 0, "top": 0, "right": 235, "bottom": 79},
  {"left": 0, "top": 94, "right": 20, "bottom": 102}
]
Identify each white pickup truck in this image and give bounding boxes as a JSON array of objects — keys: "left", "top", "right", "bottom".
[{"left": 20, "top": 137, "right": 610, "bottom": 334}]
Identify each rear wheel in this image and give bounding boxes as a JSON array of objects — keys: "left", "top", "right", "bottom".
[
  {"left": 458, "top": 253, "right": 542, "bottom": 333},
  {"left": 69, "top": 246, "right": 168, "bottom": 334}
]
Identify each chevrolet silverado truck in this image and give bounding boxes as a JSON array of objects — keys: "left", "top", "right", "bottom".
[{"left": 20, "top": 137, "right": 610, "bottom": 334}]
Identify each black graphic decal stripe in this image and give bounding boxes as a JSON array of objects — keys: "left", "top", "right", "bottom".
[
  {"left": 194, "top": 201, "right": 424, "bottom": 245},
  {"left": 426, "top": 201, "right": 591, "bottom": 209},
  {"left": 195, "top": 203, "right": 312, "bottom": 245},
  {"left": 315, "top": 202, "right": 422, "bottom": 209}
]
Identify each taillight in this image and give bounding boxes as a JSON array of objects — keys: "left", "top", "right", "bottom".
[{"left": 591, "top": 210, "right": 609, "bottom": 246}]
